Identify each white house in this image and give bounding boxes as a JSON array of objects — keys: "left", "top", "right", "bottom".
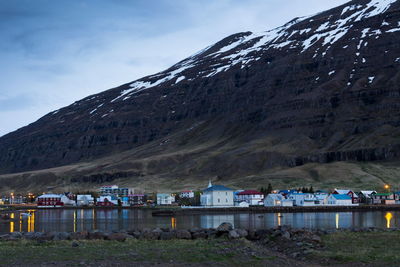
[
  {"left": 157, "top": 194, "right": 175, "bottom": 205},
  {"left": 264, "top": 194, "right": 293, "bottom": 207},
  {"left": 358, "top": 190, "right": 376, "bottom": 204},
  {"left": 180, "top": 190, "right": 195, "bottom": 199},
  {"left": 76, "top": 195, "right": 94, "bottom": 206},
  {"left": 200, "top": 182, "right": 234, "bottom": 207},
  {"left": 99, "top": 185, "right": 133, "bottom": 197},
  {"left": 333, "top": 189, "right": 358, "bottom": 204},
  {"left": 327, "top": 194, "right": 353, "bottom": 206},
  {"left": 314, "top": 193, "right": 329, "bottom": 205},
  {"left": 287, "top": 193, "right": 319, "bottom": 206},
  {"left": 235, "top": 190, "right": 264, "bottom": 206}
]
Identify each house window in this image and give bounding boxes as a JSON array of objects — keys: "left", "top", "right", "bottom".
[
  {"left": 218, "top": 199, "right": 220, "bottom": 203},
  {"left": 226, "top": 199, "right": 228, "bottom": 202},
  {"left": 226, "top": 192, "right": 227, "bottom": 196}
]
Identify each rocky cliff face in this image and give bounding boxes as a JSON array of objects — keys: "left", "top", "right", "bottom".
[{"left": 1, "top": 0, "right": 400, "bottom": 175}]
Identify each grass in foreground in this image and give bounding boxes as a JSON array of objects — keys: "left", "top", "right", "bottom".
[
  {"left": 312, "top": 231, "right": 400, "bottom": 265},
  {"left": 0, "top": 238, "right": 278, "bottom": 266}
]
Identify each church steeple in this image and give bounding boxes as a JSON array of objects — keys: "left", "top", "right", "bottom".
[{"left": 208, "top": 179, "right": 212, "bottom": 188}]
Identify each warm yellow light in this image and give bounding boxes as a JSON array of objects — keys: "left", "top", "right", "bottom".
[
  {"left": 171, "top": 217, "right": 177, "bottom": 229},
  {"left": 385, "top": 212, "right": 393, "bottom": 228},
  {"left": 384, "top": 184, "right": 390, "bottom": 189},
  {"left": 277, "top": 213, "right": 282, "bottom": 226},
  {"left": 335, "top": 213, "right": 339, "bottom": 229}
]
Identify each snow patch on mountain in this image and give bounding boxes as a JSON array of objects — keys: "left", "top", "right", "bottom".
[{"left": 109, "top": 0, "right": 398, "bottom": 103}]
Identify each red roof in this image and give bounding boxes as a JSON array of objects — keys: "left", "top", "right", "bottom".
[{"left": 237, "top": 190, "right": 263, "bottom": 195}]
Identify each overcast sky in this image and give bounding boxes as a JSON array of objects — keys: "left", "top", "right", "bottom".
[{"left": 0, "top": 0, "right": 349, "bottom": 137}]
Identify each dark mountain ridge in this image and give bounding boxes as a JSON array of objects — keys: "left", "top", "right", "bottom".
[{"left": 1, "top": 0, "right": 400, "bottom": 180}]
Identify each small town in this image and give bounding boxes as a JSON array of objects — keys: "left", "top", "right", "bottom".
[
  {"left": 3, "top": 0, "right": 400, "bottom": 265},
  {"left": 1, "top": 181, "right": 399, "bottom": 208}
]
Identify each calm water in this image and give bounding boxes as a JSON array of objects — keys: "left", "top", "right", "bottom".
[{"left": 0, "top": 209, "right": 398, "bottom": 233}]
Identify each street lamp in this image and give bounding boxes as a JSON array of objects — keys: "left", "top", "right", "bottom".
[{"left": 384, "top": 184, "right": 390, "bottom": 193}]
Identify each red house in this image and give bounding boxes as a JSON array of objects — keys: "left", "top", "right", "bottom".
[
  {"left": 235, "top": 190, "right": 264, "bottom": 206},
  {"left": 96, "top": 196, "right": 118, "bottom": 206},
  {"left": 333, "top": 189, "right": 358, "bottom": 204},
  {"left": 37, "top": 194, "right": 65, "bottom": 208}
]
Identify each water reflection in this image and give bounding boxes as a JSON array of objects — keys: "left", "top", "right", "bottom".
[
  {"left": 1, "top": 209, "right": 400, "bottom": 233},
  {"left": 385, "top": 212, "right": 393, "bottom": 228},
  {"left": 171, "top": 217, "right": 176, "bottom": 229},
  {"left": 10, "top": 213, "right": 14, "bottom": 233}
]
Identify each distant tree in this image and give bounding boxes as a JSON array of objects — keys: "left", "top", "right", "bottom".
[
  {"left": 259, "top": 187, "right": 267, "bottom": 195},
  {"left": 179, "top": 197, "right": 191, "bottom": 206},
  {"left": 266, "top": 183, "right": 273, "bottom": 194},
  {"left": 193, "top": 191, "right": 202, "bottom": 206},
  {"left": 302, "top": 187, "right": 307, "bottom": 193},
  {"left": 309, "top": 186, "right": 314, "bottom": 193}
]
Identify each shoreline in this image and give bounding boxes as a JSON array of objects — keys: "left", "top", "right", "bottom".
[{"left": 3, "top": 204, "right": 400, "bottom": 215}]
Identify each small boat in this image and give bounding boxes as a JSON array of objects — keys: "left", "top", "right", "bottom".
[
  {"left": 20, "top": 213, "right": 32, "bottom": 217},
  {"left": 0, "top": 214, "right": 10, "bottom": 220},
  {"left": 278, "top": 214, "right": 284, "bottom": 218}
]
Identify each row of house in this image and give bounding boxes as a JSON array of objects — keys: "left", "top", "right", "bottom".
[
  {"left": 8, "top": 183, "right": 400, "bottom": 208},
  {"left": 264, "top": 189, "right": 400, "bottom": 207},
  {"left": 264, "top": 193, "right": 356, "bottom": 206}
]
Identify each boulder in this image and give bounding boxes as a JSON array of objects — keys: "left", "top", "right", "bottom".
[
  {"left": 70, "top": 231, "right": 88, "bottom": 240},
  {"left": 255, "top": 229, "right": 272, "bottom": 239},
  {"left": 52, "top": 232, "right": 70, "bottom": 241},
  {"left": 10, "top": 232, "right": 23, "bottom": 239},
  {"left": 142, "top": 229, "right": 161, "bottom": 240},
  {"left": 282, "top": 231, "right": 291, "bottom": 240},
  {"left": 235, "top": 229, "right": 248, "bottom": 238},
  {"left": 160, "top": 231, "right": 174, "bottom": 240},
  {"left": 192, "top": 231, "right": 207, "bottom": 239},
  {"left": 217, "top": 222, "right": 233, "bottom": 233},
  {"left": 88, "top": 230, "right": 106, "bottom": 240},
  {"left": 176, "top": 230, "right": 191, "bottom": 239},
  {"left": 311, "top": 235, "right": 321, "bottom": 243},
  {"left": 106, "top": 233, "right": 128, "bottom": 242},
  {"left": 228, "top": 230, "right": 240, "bottom": 239},
  {"left": 205, "top": 229, "right": 217, "bottom": 239},
  {"left": 128, "top": 230, "right": 141, "bottom": 239},
  {"left": 246, "top": 229, "right": 259, "bottom": 240},
  {"left": 189, "top": 227, "right": 201, "bottom": 233}
]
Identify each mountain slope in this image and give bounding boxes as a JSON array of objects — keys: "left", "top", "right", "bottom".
[{"left": 1, "top": 0, "right": 400, "bottom": 189}]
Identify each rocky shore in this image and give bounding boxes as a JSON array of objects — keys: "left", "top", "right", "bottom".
[{"left": 1, "top": 223, "right": 398, "bottom": 261}]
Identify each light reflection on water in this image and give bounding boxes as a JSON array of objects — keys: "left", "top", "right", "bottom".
[{"left": 0, "top": 209, "right": 398, "bottom": 233}]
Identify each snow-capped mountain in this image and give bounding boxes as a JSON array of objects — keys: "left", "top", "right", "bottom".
[{"left": 1, "top": 0, "right": 400, "bottom": 176}]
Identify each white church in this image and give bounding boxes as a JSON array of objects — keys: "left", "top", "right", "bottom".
[{"left": 200, "top": 181, "right": 234, "bottom": 207}]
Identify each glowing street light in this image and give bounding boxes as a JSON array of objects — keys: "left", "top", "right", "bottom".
[{"left": 384, "top": 184, "right": 391, "bottom": 192}]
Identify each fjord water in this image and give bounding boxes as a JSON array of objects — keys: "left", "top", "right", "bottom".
[{"left": 0, "top": 209, "right": 398, "bottom": 233}]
